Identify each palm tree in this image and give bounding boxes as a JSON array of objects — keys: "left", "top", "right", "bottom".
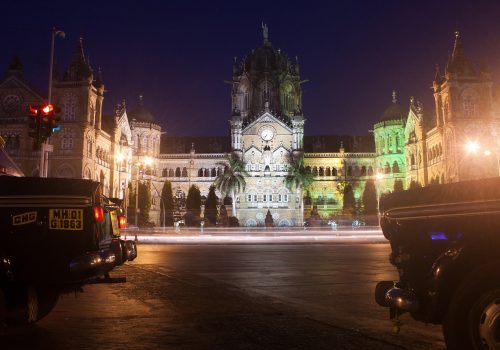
[
  {"left": 214, "top": 153, "right": 249, "bottom": 216},
  {"left": 285, "top": 156, "right": 314, "bottom": 226}
]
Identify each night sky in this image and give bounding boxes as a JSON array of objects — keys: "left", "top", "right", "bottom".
[{"left": 4, "top": 1, "right": 500, "bottom": 137}]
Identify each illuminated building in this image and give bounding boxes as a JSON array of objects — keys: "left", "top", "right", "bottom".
[{"left": 1, "top": 30, "right": 499, "bottom": 226}]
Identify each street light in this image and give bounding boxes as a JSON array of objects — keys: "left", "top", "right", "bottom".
[
  {"left": 40, "top": 27, "right": 64, "bottom": 178},
  {"left": 463, "top": 141, "right": 500, "bottom": 177}
]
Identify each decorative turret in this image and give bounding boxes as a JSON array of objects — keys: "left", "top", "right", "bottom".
[{"left": 63, "top": 37, "right": 93, "bottom": 82}]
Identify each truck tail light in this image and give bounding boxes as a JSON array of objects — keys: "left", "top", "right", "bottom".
[
  {"left": 93, "top": 206, "right": 104, "bottom": 223},
  {"left": 118, "top": 215, "right": 127, "bottom": 229}
]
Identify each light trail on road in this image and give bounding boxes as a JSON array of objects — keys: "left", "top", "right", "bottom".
[{"left": 121, "top": 228, "right": 387, "bottom": 244}]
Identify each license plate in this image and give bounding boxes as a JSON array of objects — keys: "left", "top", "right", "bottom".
[{"left": 49, "top": 209, "right": 83, "bottom": 230}]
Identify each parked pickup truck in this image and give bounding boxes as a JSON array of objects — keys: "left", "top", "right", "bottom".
[
  {"left": 375, "top": 177, "right": 500, "bottom": 349},
  {"left": 0, "top": 175, "right": 137, "bottom": 325}
]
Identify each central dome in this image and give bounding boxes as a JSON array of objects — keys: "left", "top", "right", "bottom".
[{"left": 244, "top": 43, "right": 290, "bottom": 73}]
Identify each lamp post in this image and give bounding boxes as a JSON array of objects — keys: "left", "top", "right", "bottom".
[
  {"left": 39, "top": 27, "right": 65, "bottom": 178},
  {"left": 116, "top": 152, "right": 124, "bottom": 199}
]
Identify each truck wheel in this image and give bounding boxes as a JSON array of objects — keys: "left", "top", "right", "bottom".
[
  {"left": 5, "top": 284, "right": 58, "bottom": 325},
  {"left": 5, "top": 284, "right": 39, "bottom": 325},
  {"left": 443, "top": 265, "right": 500, "bottom": 350},
  {"left": 36, "top": 288, "right": 59, "bottom": 322},
  {"left": 469, "top": 290, "right": 500, "bottom": 349}
]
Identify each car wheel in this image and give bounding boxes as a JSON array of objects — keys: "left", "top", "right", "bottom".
[
  {"left": 469, "top": 290, "right": 500, "bottom": 349},
  {"left": 443, "top": 264, "right": 500, "bottom": 350}
]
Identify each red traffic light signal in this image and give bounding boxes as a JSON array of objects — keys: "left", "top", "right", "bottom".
[{"left": 42, "top": 104, "right": 54, "bottom": 115}]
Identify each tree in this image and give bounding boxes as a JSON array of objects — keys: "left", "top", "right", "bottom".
[
  {"left": 362, "top": 179, "right": 378, "bottom": 214},
  {"left": 393, "top": 179, "right": 404, "bottom": 192},
  {"left": 218, "top": 204, "right": 228, "bottom": 227},
  {"left": 214, "top": 153, "right": 249, "bottom": 216},
  {"left": 138, "top": 181, "right": 151, "bottom": 226},
  {"left": 409, "top": 180, "right": 422, "bottom": 189},
  {"left": 160, "top": 180, "right": 174, "bottom": 226},
  {"left": 185, "top": 185, "right": 201, "bottom": 226},
  {"left": 285, "top": 156, "right": 314, "bottom": 226},
  {"left": 342, "top": 183, "right": 356, "bottom": 214},
  {"left": 204, "top": 185, "right": 218, "bottom": 225}
]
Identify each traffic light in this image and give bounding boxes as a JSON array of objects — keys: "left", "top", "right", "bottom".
[{"left": 28, "top": 103, "right": 61, "bottom": 149}]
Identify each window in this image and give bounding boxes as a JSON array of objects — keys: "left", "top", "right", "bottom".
[
  {"left": 463, "top": 94, "right": 475, "bottom": 118},
  {"left": 86, "top": 140, "right": 93, "bottom": 157},
  {"left": 63, "top": 93, "right": 77, "bottom": 121}
]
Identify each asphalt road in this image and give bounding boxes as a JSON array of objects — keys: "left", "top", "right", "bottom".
[{"left": 2, "top": 243, "right": 446, "bottom": 349}]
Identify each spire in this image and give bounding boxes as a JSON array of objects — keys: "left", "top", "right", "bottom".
[
  {"left": 138, "top": 93, "right": 144, "bottom": 106},
  {"left": 94, "top": 66, "right": 104, "bottom": 88},
  {"left": 262, "top": 22, "right": 269, "bottom": 45},
  {"left": 434, "top": 64, "right": 442, "bottom": 84},
  {"left": 445, "top": 31, "right": 476, "bottom": 77},
  {"left": 392, "top": 90, "right": 397, "bottom": 104},
  {"left": 6, "top": 56, "right": 23, "bottom": 78},
  {"left": 452, "top": 31, "right": 462, "bottom": 58},
  {"left": 63, "top": 36, "right": 93, "bottom": 82}
]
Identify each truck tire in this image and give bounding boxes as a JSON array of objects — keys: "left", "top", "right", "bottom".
[
  {"left": 36, "top": 287, "right": 59, "bottom": 321},
  {"left": 443, "top": 264, "right": 500, "bottom": 350},
  {"left": 5, "top": 284, "right": 38, "bottom": 325},
  {"left": 5, "top": 284, "right": 59, "bottom": 325}
]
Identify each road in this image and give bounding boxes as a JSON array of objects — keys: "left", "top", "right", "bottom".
[{"left": 2, "top": 243, "right": 445, "bottom": 349}]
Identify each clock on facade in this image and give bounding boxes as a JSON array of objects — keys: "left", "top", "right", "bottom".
[{"left": 261, "top": 128, "right": 274, "bottom": 141}]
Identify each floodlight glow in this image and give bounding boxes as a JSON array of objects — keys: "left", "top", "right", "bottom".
[
  {"left": 144, "top": 156, "right": 153, "bottom": 166},
  {"left": 465, "top": 141, "right": 480, "bottom": 154},
  {"left": 376, "top": 173, "right": 384, "bottom": 180}
]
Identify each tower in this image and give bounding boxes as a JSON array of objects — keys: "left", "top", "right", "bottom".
[
  {"left": 51, "top": 37, "right": 104, "bottom": 181},
  {"left": 433, "top": 32, "right": 495, "bottom": 182}
]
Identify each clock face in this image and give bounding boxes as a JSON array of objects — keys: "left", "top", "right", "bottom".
[{"left": 261, "top": 128, "right": 274, "bottom": 141}]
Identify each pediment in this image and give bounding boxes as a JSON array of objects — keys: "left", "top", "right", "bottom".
[
  {"left": 244, "top": 145, "right": 262, "bottom": 157},
  {"left": 272, "top": 145, "right": 290, "bottom": 156},
  {"left": 243, "top": 111, "right": 292, "bottom": 133},
  {"left": 0, "top": 76, "right": 43, "bottom": 101}
]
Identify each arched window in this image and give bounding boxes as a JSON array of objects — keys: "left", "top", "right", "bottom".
[
  {"left": 332, "top": 167, "right": 338, "bottom": 176},
  {"left": 198, "top": 169, "right": 203, "bottom": 177},
  {"left": 175, "top": 167, "right": 181, "bottom": 177},
  {"left": 211, "top": 168, "right": 216, "bottom": 177},
  {"left": 182, "top": 167, "right": 188, "bottom": 177},
  {"left": 368, "top": 166, "right": 374, "bottom": 176},
  {"left": 319, "top": 167, "right": 324, "bottom": 176},
  {"left": 162, "top": 168, "right": 168, "bottom": 177},
  {"left": 325, "top": 167, "right": 331, "bottom": 176},
  {"left": 306, "top": 166, "right": 312, "bottom": 174},
  {"left": 204, "top": 169, "right": 209, "bottom": 177},
  {"left": 354, "top": 166, "right": 360, "bottom": 177},
  {"left": 392, "top": 161, "right": 400, "bottom": 173},
  {"left": 361, "top": 166, "right": 367, "bottom": 176},
  {"left": 384, "top": 162, "right": 390, "bottom": 174},
  {"left": 168, "top": 169, "right": 174, "bottom": 177},
  {"left": 313, "top": 166, "right": 319, "bottom": 176}
]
